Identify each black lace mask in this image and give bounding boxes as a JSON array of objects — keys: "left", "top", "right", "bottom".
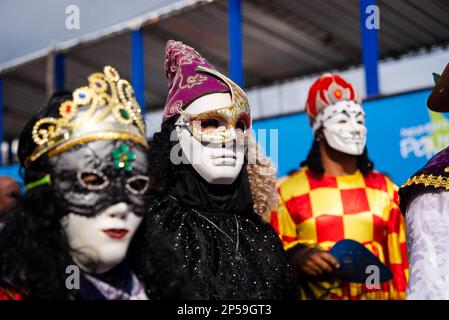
[{"left": 49, "top": 140, "right": 149, "bottom": 217}]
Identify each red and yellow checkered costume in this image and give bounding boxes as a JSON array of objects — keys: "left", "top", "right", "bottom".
[{"left": 271, "top": 167, "right": 408, "bottom": 300}]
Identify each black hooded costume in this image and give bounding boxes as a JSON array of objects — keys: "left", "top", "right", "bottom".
[{"left": 147, "top": 41, "right": 296, "bottom": 300}]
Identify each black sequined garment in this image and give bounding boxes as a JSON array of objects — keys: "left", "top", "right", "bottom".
[{"left": 149, "top": 165, "right": 296, "bottom": 300}]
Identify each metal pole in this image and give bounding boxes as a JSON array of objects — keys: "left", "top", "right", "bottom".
[
  {"left": 228, "top": 0, "right": 244, "bottom": 87},
  {"left": 55, "top": 53, "right": 65, "bottom": 92},
  {"left": 131, "top": 29, "right": 145, "bottom": 112},
  {"left": 360, "top": 0, "right": 380, "bottom": 96}
]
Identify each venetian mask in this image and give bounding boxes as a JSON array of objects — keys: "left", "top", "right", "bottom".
[
  {"left": 53, "top": 140, "right": 149, "bottom": 274},
  {"left": 315, "top": 100, "right": 367, "bottom": 155},
  {"left": 175, "top": 92, "right": 248, "bottom": 184}
]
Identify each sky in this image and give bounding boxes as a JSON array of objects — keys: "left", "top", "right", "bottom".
[{"left": 0, "top": 0, "right": 183, "bottom": 66}]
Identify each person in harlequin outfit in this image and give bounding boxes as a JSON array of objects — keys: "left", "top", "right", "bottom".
[
  {"left": 0, "top": 66, "right": 187, "bottom": 300},
  {"left": 400, "top": 63, "right": 449, "bottom": 300},
  {"left": 270, "top": 74, "right": 408, "bottom": 300}
]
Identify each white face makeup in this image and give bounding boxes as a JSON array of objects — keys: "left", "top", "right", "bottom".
[
  {"left": 315, "top": 100, "right": 367, "bottom": 156},
  {"left": 175, "top": 93, "right": 245, "bottom": 185},
  {"left": 62, "top": 202, "right": 142, "bottom": 274},
  {"left": 52, "top": 140, "right": 148, "bottom": 275}
]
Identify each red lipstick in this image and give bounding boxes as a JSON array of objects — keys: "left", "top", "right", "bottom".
[{"left": 102, "top": 229, "right": 129, "bottom": 239}]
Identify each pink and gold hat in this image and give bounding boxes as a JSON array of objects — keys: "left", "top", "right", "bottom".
[{"left": 162, "top": 40, "right": 229, "bottom": 121}]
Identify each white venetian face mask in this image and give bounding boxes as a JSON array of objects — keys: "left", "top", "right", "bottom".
[
  {"left": 314, "top": 100, "right": 367, "bottom": 156},
  {"left": 52, "top": 140, "right": 149, "bottom": 275},
  {"left": 62, "top": 202, "right": 142, "bottom": 274},
  {"left": 175, "top": 93, "right": 247, "bottom": 185}
]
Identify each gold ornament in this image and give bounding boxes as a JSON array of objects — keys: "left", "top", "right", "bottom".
[
  {"left": 402, "top": 173, "right": 449, "bottom": 190},
  {"left": 27, "top": 66, "right": 148, "bottom": 167},
  {"left": 175, "top": 65, "right": 252, "bottom": 145}
]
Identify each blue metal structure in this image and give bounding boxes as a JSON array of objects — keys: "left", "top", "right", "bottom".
[
  {"left": 228, "top": 0, "right": 244, "bottom": 87},
  {"left": 131, "top": 29, "right": 145, "bottom": 112},
  {"left": 359, "top": 0, "right": 380, "bottom": 96},
  {"left": 54, "top": 53, "right": 65, "bottom": 92}
]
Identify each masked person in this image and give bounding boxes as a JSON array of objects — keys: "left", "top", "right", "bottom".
[
  {"left": 0, "top": 177, "right": 21, "bottom": 230},
  {"left": 400, "top": 63, "right": 449, "bottom": 300},
  {"left": 271, "top": 74, "right": 408, "bottom": 300},
  {"left": 147, "top": 40, "right": 295, "bottom": 300},
  {"left": 0, "top": 66, "right": 186, "bottom": 300}
]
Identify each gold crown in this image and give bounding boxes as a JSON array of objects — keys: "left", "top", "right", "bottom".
[{"left": 27, "top": 66, "right": 148, "bottom": 167}]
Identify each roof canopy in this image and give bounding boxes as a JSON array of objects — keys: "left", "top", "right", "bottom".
[{"left": 1, "top": 0, "right": 449, "bottom": 139}]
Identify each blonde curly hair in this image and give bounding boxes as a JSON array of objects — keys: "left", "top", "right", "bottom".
[{"left": 246, "top": 135, "right": 278, "bottom": 222}]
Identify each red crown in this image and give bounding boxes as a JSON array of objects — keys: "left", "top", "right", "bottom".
[{"left": 306, "top": 74, "right": 360, "bottom": 122}]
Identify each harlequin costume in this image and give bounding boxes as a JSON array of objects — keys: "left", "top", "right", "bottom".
[
  {"left": 400, "top": 63, "right": 449, "bottom": 299},
  {"left": 147, "top": 40, "right": 296, "bottom": 300},
  {"left": 0, "top": 67, "right": 187, "bottom": 300},
  {"left": 270, "top": 74, "right": 408, "bottom": 300}
]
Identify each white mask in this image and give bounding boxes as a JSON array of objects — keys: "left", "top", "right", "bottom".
[
  {"left": 314, "top": 100, "right": 367, "bottom": 156},
  {"left": 62, "top": 202, "right": 142, "bottom": 274},
  {"left": 175, "top": 93, "right": 246, "bottom": 185}
]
